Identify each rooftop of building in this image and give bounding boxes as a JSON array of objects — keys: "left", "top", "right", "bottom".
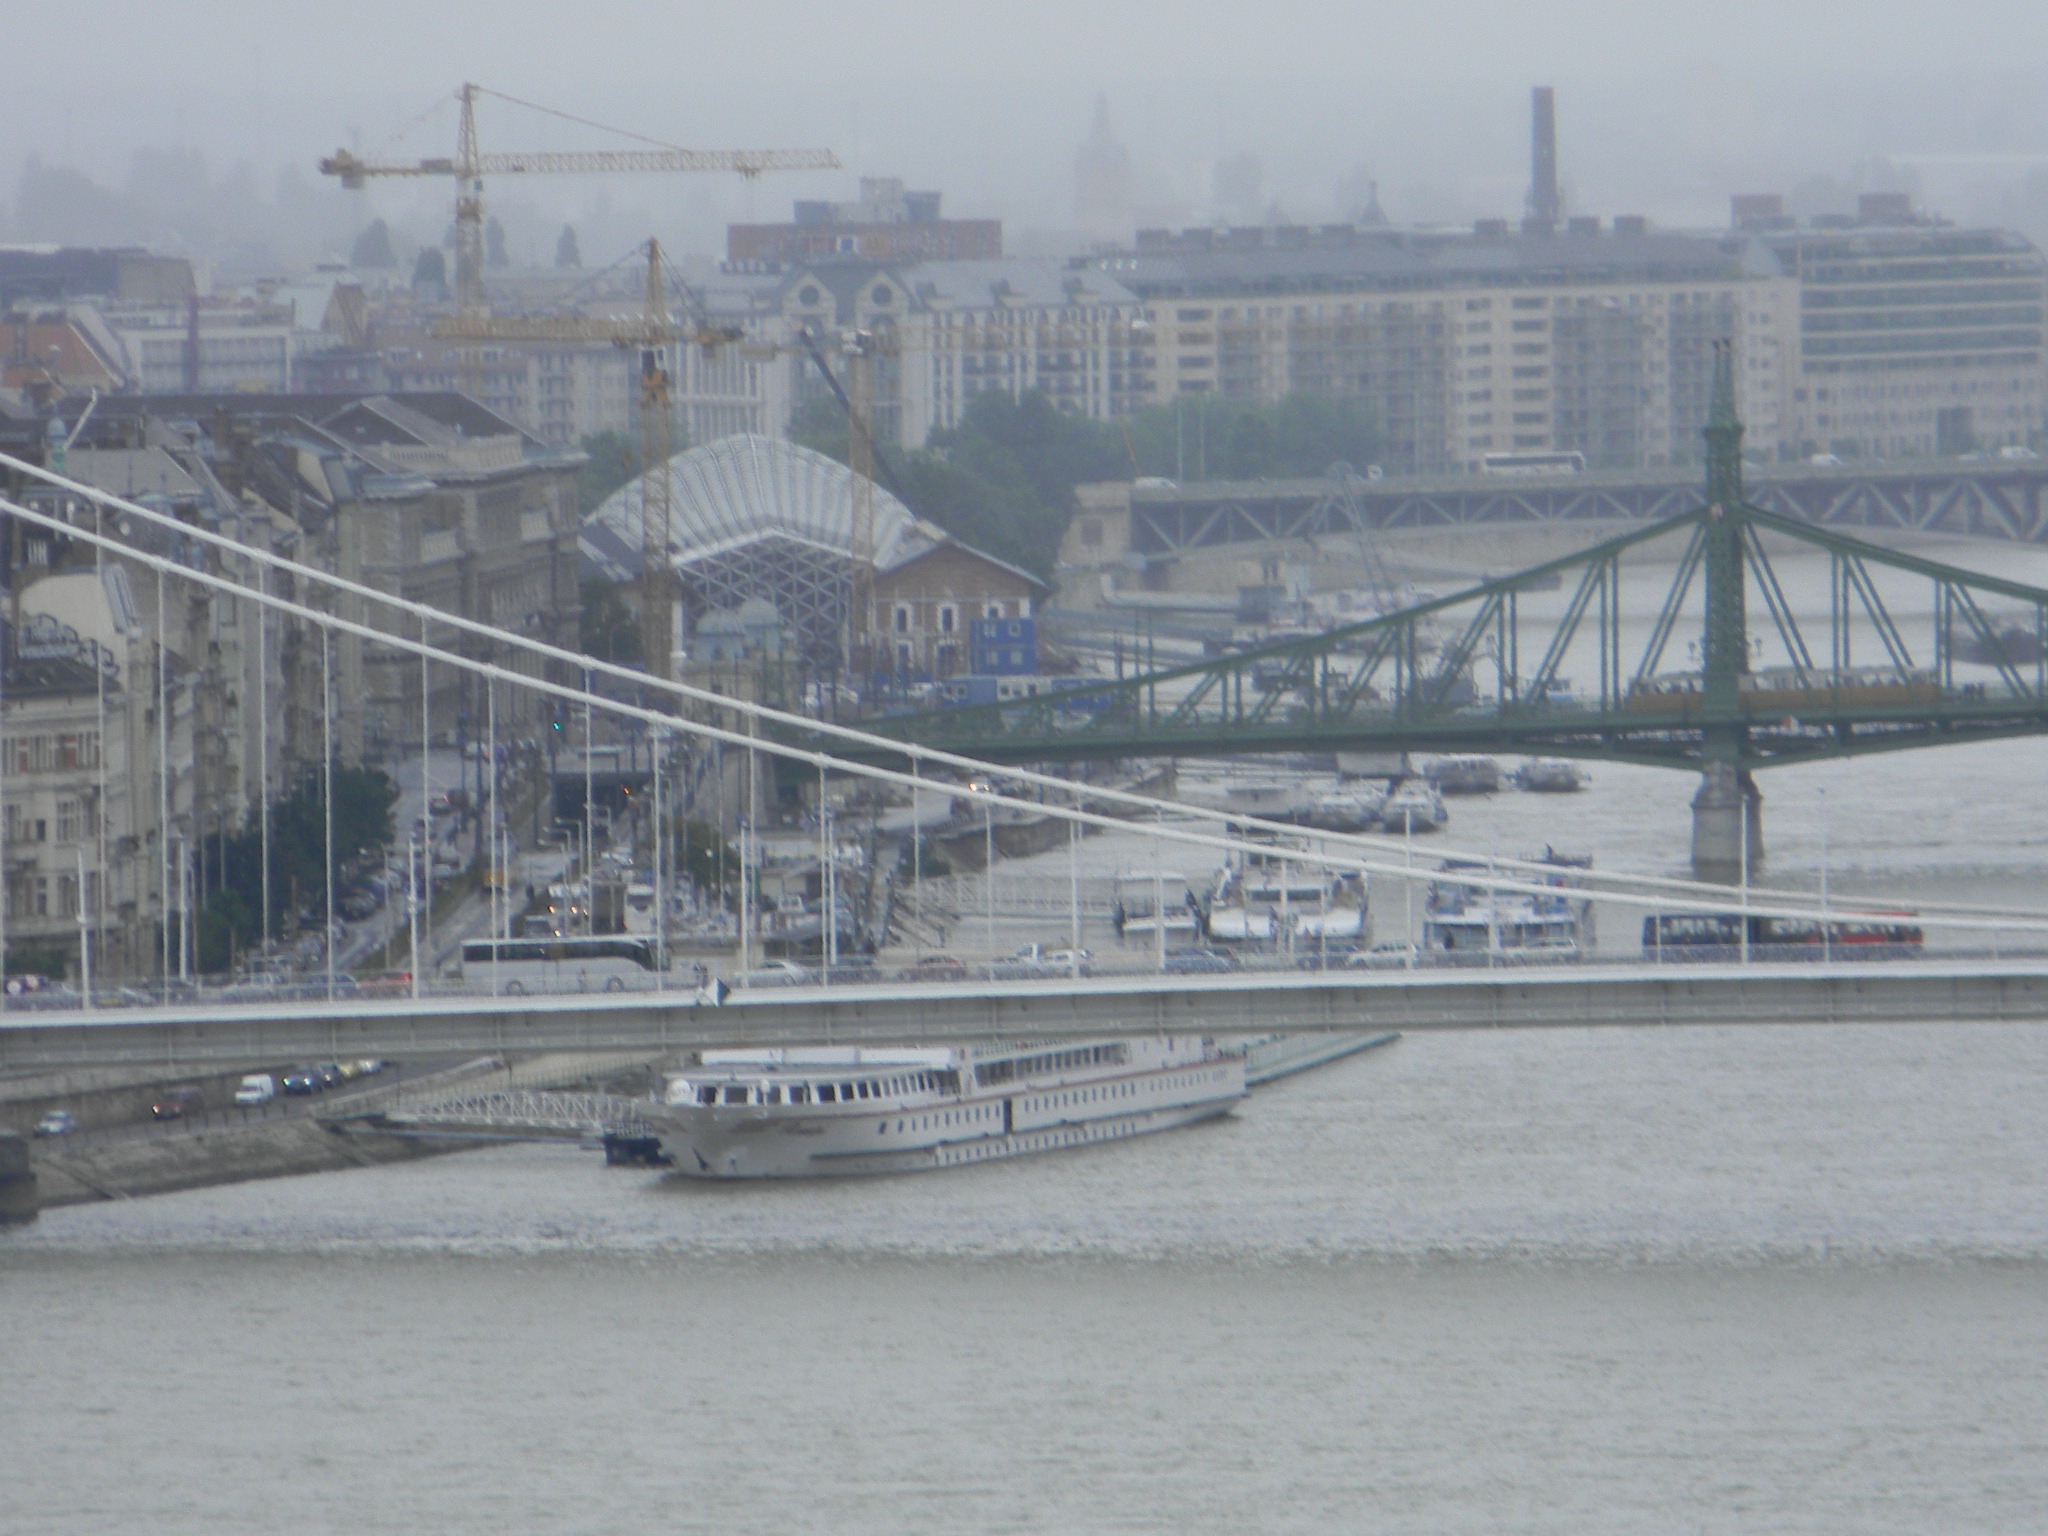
[{"left": 1093, "top": 222, "right": 1778, "bottom": 298}]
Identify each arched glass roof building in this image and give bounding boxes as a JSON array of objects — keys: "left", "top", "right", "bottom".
[{"left": 580, "top": 434, "right": 937, "bottom": 668}]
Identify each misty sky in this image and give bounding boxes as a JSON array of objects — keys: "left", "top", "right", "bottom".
[{"left": 10, "top": 1, "right": 2048, "bottom": 270}]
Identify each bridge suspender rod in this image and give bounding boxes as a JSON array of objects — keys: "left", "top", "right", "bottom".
[
  {"left": 19, "top": 492, "right": 2014, "bottom": 937},
  {"left": 7, "top": 474, "right": 2045, "bottom": 926}
]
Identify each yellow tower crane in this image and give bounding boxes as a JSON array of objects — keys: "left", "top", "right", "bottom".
[
  {"left": 321, "top": 83, "right": 835, "bottom": 682},
  {"left": 320, "top": 82, "right": 838, "bottom": 317},
  {"left": 430, "top": 239, "right": 741, "bottom": 686}
]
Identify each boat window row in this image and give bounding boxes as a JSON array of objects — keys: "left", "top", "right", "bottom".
[
  {"left": 693, "top": 1068, "right": 956, "bottom": 1108},
  {"left": 974, "top": 1043, "right": 1127, "bottom": 1087},
  {"left": 1023, "top": 1080, "right": 1142, "bottom": 1113},
  {"left": 880, "top": 1104, "right": 999, "bottom": 1135}
]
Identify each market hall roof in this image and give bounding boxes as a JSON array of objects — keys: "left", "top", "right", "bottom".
[{"left": 580, "top": 433, "right": 925, "bottom": 582}]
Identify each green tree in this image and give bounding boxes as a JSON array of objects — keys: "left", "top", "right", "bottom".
[
  {"left": 665, "top": 816, "right": 740, "bottom": 908},
  {"left": 791, "top": 385, "right": 1381, "bottom": 581},
  {"left": 578, "top": 575, "right": 643, "bottom": 667},
  {"left": 577, "top": 430, "right": 639, "bottom": 514},
  {"left": 194, "top": 763, "right": 397, "bottom": 973},
  {"left": 411, "top": 246, "right": 447, "bottom": 297},
  {"left": 788, "top": 394, "right": 850, "bottom": 465},
  {"left": 350, "top": 217, "right": 397, "bottom": 269}
]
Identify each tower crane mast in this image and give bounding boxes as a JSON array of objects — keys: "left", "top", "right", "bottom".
[{"left": 431, "top": 239, "right": 732, "bottom": 688}]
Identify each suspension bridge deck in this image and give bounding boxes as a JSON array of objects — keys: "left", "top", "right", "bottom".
[{"left": 8, "top": 960, "right": 2048, "bottom": 1073}]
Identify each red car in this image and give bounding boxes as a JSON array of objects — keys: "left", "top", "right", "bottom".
[{"left": 151, "top": 1087, "right": 203, "bottom": 1121}]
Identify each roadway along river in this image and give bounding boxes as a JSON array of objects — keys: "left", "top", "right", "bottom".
[{"left": 5, "top": 1017, "right": 2046, "bottom": 1534}]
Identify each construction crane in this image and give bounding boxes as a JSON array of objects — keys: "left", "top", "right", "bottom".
[
  {"left": 320, "top": 82, "right": 838, "bottom": 316},
  {"left": 747, "top": 326, "right": 907, "bottom": 680},
  {"left": 431, "top": 239, "right": 738, "bottom": 687}
]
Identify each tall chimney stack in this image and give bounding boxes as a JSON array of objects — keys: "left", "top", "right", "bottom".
[{"left": 1526, "top": 85, "right": 1560, "bottom": 234}]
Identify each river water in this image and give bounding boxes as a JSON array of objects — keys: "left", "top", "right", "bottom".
[
  {"left": 7, "top": 1017, "right": 2047, "bottom": 1534},
  {"left": 11, "top": 532, "right": 2048, "bottom": 1532}
]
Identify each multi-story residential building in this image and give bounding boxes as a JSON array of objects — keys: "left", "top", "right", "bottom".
[
  {"left": 1739, "top": 193, "right": 2047, "bottom": 458},
  {"left": 100, "top": 297, "right": 298, "bottom": 394},
  {"left": 1096, "top": 220, "right": 1798, "bottom": 473},
  {"left": 676, "top": 227, "right": 1805, "bottom": 475},
  {"left": 4, "top": 387, "right": 581, "bottom": 983},
  {"left": 363, "top": 330, "right": 642, "bottom": 447},
  {"left": 1, "top": 558, "right": 206, "bottom": 987},
  {"left": 86, "top": 392, "right": 584, "bottom": 760},
  {"left": 671, "top": 257, "right": 1149, "bottom": 451}
]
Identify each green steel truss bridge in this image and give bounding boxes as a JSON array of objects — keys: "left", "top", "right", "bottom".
[
  {"left": 842, "top": 346, "right": 2048, "bottom": 879},
  {"left": 852, "top": 352, "right": 2048, "bottom": 780}
]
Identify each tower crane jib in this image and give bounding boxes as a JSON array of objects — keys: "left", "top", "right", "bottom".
[{"left": 319, "top": 82, "right": 839, "bottom": 316}]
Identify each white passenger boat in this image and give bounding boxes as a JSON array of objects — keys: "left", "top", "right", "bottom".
[
  {"left": 1427, "top": 755, "right": 1501, "bottom": 795},
  {"left": 1113, "top": 872, "right": 1203, "bottom": 945},
  {"left": 1379, "top": 777, "right": 1449, "bottom": 832},
  {"left": 1303, "top": 783, "right": 1388, "bottom": 831},
  {"left": 646, "top": 1036, "right": 1245, "bottom": 1178},
  {"left": 1512, "top": 757, "right": 1588, "bottom": 792},
  {"left": 1206, "top": 857, "right": 1368, "bottom": 948},
  {"left": 1419, "top": 849, "right": 1593, "bottom": 960}
]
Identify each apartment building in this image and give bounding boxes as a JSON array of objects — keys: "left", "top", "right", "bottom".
[
  {"left": 674, "top": 257, "right": 1148, "bottom": 451},
  {"left": 1, "top": 555, "right": 220, "bottom": 987},
  {"left": 1740, "top": 193, "right": 2047, "bottom": 458},
  {"left": 88, "top": 392, "right": 584, "bottom": 759},
  {"left": 1099, "top": 221, "right": 1798, "bottom": 473},
  {"left": 365, "top": 330, "right": 642, "bottom": 447},
  {"left": 100, "top": 298, "right": 298, "bottom": 394}
]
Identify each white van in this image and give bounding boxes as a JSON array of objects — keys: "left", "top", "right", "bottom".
[{"left": 234, "top": 1073, "right": 277, "bottom": 1107}]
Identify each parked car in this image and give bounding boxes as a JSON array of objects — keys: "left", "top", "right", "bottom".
[
  {"left": 896, "top": 954, "right": 969, "bottom": 982},
  {"left": 33, "top": 1109, "right": 76, "bottom": 1137},
  {"left": 151, "top": 1087, "right": 204, "bottom": 1121},
  {"left": 281, "top": 1067, "right": 323, "bottom": 1095},
  {"left": 3, "top": 975, "right": 80, "bottom": 1010},
  {"left": 1347, "top": 940, "right": 1416, "bottom": 970},
  {"left": 234, "top": 1074, "right": 277, "bottom": 1107},
  {"left": 820, "top": 957, "right": 880, "bottom": 985},
  {"left": 1162, "top": 946, "right": 1240, "bottom": 976},
  {"left": 734, "top": 959, "right": 814, "bottom": 988},
  {"left": 338, "top": 887, "right": 382, "bottom": 922},
  {"left": 982, "top": 943, "right": 1083, "bottom": 981}
]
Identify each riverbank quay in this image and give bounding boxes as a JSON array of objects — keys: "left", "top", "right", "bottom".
[{"left": 12, "top": 1050, "right": 659, "bottom": 1212}]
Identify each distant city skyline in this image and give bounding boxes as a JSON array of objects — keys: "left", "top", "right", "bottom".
[{"left": 8, "top": 3, "right": 2048, "bottom": 273}]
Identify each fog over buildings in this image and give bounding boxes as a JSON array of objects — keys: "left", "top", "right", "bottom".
[{"left": 8, "top": 1, "right": 2048, "bottom": 270}]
